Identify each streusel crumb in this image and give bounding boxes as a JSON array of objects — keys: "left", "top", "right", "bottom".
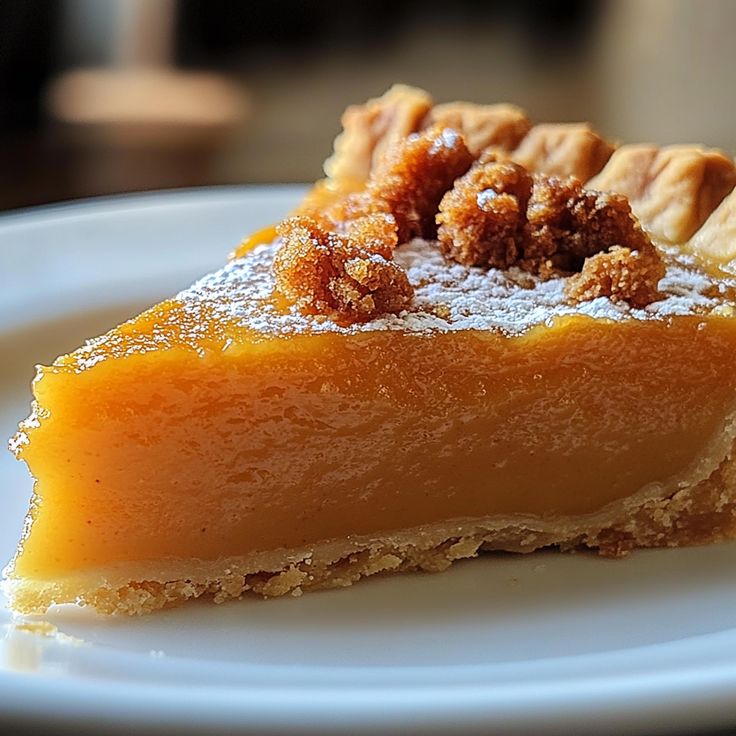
[
  {"left": 273, "top": 216, "right": 413, "bottom": 324},
  {"left": 565, "top": 244, "right": 666, "bottom": 308},
  {"left": 344, "top": 213, "right": 398, "bottom": 257},
  {"left": 525, "top": 176, "right": 654, "bottom": 273},
  {"left": 323, "top": 84, "right": 432, "bottom": 184},
  {"left": 437, "top": 162, "right": 664, "bottom": 306},
  {"left": 436, "top": 161, "right": 533, "bottom": 268},
  {"left": 277, "top": 125, "right": 665, "bottom": 321},
  {"left": 333, "top": 126, "right": 474, "bottom": 243}
]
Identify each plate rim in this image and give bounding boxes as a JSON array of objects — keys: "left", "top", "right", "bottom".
[
  {"left": 1, "top": 646, "right": 736, "bottom": 734},
  {"left": 0, "top": 183, "right": 308, "bottom": 225}
]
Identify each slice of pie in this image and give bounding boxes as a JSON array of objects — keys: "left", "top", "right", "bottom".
[{"left": 7, "top": 85, "right": 736, "bottom": 615}]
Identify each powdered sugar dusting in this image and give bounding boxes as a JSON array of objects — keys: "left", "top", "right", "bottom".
[{"left": 177, "top": 239, "right": 724, "bottom": 336}]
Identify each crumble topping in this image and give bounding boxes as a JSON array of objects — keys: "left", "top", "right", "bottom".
[
  {"left": 525, "top": 175, "right": 656, "bottom": 273},
  {"left": 566, "top": 245, "right": 667, "bottom": 309},
  {"left": 436, "top": 160, "right": 534, "bottom": 269},
  {"left": 437, "top": 159, "right": 662, "bottom": 298},
  {"left": 273, "top": 216, "right": 412, "bottom": 324},
  {"left": 326, "top": 126, "right": 474, "bottom": 243},
  {"left": 279, "top": 127, "right": 666, "bottom": 324},
  {"left": 270, "top": 85, "right": 736, "bottom": 326},
  {"left": 323, "top": 84, "right": 432, "bottom": 184},
  {"left": 275, "top": 125, "right": 473, "bottom": 323}
]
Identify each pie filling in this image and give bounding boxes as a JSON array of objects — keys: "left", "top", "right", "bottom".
[{"left": 6, "top": 85, "right": 736, "bottom": 614}]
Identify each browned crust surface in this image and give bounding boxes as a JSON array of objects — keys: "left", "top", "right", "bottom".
[
  {"left": 510, "top": 122, "right": 615, "bottom": 182},
  {"left": 424, "top": 101, "right": 531, "bottom": 155},
  {"left": 587, "top": 144, "right": 736, "bottom": 243},
  {"left": 323, "top": 84, "right": 432, "bottom": 184}
]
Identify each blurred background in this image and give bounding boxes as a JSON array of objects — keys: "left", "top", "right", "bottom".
[{"left": 1, "top": 0, "right": 735, "bottom": 212}]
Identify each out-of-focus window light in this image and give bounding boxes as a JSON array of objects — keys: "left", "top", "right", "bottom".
[{"left": 49, "top": 0, "right": 248, "bottom": 146}]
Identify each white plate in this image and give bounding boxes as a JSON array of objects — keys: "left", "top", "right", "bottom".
[{"left": 1, "top": 187, "right": 736, "bottom": 735}]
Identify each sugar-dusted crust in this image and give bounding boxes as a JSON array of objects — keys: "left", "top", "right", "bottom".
[{"left": 7, "top": 436, "right": 736, "bottom": 616}]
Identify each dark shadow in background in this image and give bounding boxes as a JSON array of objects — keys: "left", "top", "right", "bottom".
[{"left": 0, "top": 0, "right": 600, "bottom": 211}]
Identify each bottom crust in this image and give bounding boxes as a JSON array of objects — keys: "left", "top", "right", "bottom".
[{"left": 7, "top": 447, "right": 736, "bottom": 616}]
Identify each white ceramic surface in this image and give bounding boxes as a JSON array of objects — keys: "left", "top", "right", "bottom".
[{"left": 1, "top": 187, "right": 736, "bottom": 735}]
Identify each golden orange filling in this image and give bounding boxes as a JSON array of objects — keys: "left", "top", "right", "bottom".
[
  {"left": 12, "top": 312, "right": 736, "bottom": 583},
  {"left": 231, "top": 224, "right": 278, "bottom": 260}
]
